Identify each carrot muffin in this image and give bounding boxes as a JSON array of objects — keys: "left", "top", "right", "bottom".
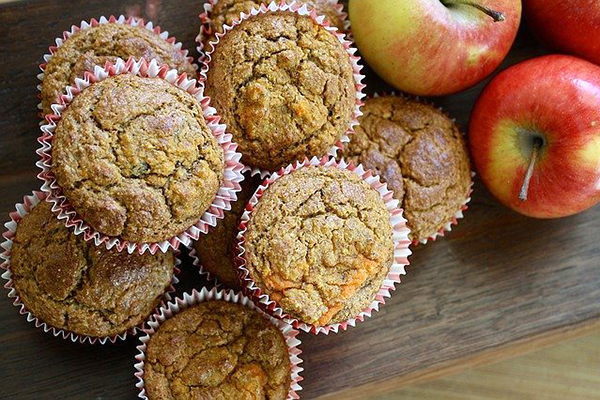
[
  {"left": 344, "top": 95, "right": 472, "bottom": 242},
  {"left": 242, "top": 166, "right": 394, "bottom": 327},
  {"left": 143, "top": 301, "right": 291, "bottom": 399},
  {"left": 194, "top": 173, "right": 262, "bottom": 289},
  {"left": 51, "top": 73, "right": 224, "bottom": 243},
  {"left": 205, "top": 11, "right": 356, "bottom": 172},
  {"left": 9, "top": 201, "right": 175, "bottom": 338},
  {"left": 41, "top": 22, "right": 196, "bottom": 115},
  {"left": 203, "top": 0, "right": 346, "bottom": 48}
]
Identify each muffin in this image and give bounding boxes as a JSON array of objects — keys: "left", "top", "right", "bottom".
[
  {"left": 51, "top": 73, "right": 224, "bottom": 243},
  {"left": 41, "top": 21, "right": 196, "bottom": 115},
  {"left": 344, "top": 95, "right": 472, "bottom": 242},
  {"left": 204, "top": 10, "right": 357, "bottom": 172},
  {"left": 143, "top": 300, "right": 292, "bottom": 399},
  {"left": 194, "top": 173, "right": 262, "bottom": 289},
  {"left": 202, "top": 0, "right": 346, "bottom": 48},
  {"left": 9, "top": 201, "right": 175, "bottom": 338},
  {"left": 242, "top": 166, "right": 394, "bottom": 327}
]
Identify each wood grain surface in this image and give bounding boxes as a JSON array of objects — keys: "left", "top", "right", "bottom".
[{"left": 1, "top": 1, "right": 599, "bottom": 399}]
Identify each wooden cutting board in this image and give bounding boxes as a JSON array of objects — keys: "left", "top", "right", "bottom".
[{"left": 1, "top": 1, "right": 599, "bottom": 399}]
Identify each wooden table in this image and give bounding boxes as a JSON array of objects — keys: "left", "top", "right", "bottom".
[{"left": 1, "top": 1, "right": 599, "bottom": 399}]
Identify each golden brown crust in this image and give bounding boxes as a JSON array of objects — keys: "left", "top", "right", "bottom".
[
  {"left": 244, "top": 166, "right": 394, "bottom": 326},
  {"left": 204, "top": 0, "right": 345, "bottom": 48},
  {"left": 41, "top": 23, "right": 196, "bottom": 115},
  {"left": 344, "top": 96, "right": 472, "bottom": 242},
  {"left": 10, "top": 201, "right": 175, "bottom": 338},
  {"left": 52, "top": 74, "right": 224, "bottom": 243},
  {"left": 144, "top": 301, "right": 291, "bottom": 400},
  {"left": 205, "top": 11, "right": 356, "bottom": 172},
  {"left": 194, "top": 173, "right": 263, "bottom": 289}
]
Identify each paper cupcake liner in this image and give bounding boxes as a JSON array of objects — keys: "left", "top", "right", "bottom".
[
  {"left": 199, "top": 0, "right": 366, "bottom": 178},
  {"left": 134, "top": 287, "right": 303, "bottom": 399},
  {"left": 37, "top": 14, "right": 197, "bottom": 121},
  {"left": 366, "top": 92, "right": 475, "bottom": 246},
  {"left": 36, "top": 57, "right": 245, "bottom": 255},
  {"left": 197, "top": 0, "right": 350, "bottom": 61},
  {"left": 235, "top": 156, "right": 412, "bottom": 334},
  {"left": 188, "top": 244, "right": 221, "bottom": 288},
  {"left": 0, "top": 191, "right": 182, "bottom": 345}
]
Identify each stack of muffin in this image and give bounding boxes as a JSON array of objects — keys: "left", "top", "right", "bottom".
[{"left": 2, "top": 1, "right": 473, "bottom": 399}]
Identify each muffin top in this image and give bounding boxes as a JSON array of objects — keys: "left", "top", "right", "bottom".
[
  {"left": 344, "top": 96, "right": 472, "bottom": 242},
  {"left": 41, "top": 22, "right": 196, "bottom": 115},
  {"left": 144, "top": 301, "right": 291, "bottom": 400},
  {"left": 205, "top": 11, "right": 356, "bottom": 172},
  {"left": 10, "top": 201, "right": 175, "bottom": 338},
  {"left": 204, "top": 0, "right": 345, "bottom": 48},
  {"left": 52, "top": 73, "right": 224, "bottom": 243},
  {"left": 194, "top": 173, "right": 262, "bottom": 289},
  {"left": 243, "top": 166, "right": 394, "bottom": 326}
]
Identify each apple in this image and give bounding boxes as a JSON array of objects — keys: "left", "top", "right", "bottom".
[
  {"left": 348, "top": 0, "right": 522, "bottom": 96},
  {"left": 524, "top": 0, "right": 600, "bottom": 66},
  {"left": 469, "top": 55, "right": 600, "bottom": 218}
]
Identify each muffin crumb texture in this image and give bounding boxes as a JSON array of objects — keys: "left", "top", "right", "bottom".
[
  {"left": 52, "top": 74, "right": 224, "bottom": 243},
  {"left": 344, "top": 96, "right": 472, "bottom": 241},
  {"left": 194, "top": 173, "right": 263, "bottom": 289},
  {"left": 144, "top": 301, "right": 291, "bottom": 400},
  {"left": 244, "top": 166, "right": 394, "bottom": 326},
  {"left": 42, "top": 22, "right": 196, "bottom": 115},
  {"left": 10, "top": 201, "right": 174, "bottom": 338},
  {"left": 205, "top": 0, "right": 346, "bottom": 48},
  {"left": 206, "top": 11, "right": 356, "bottom": 171}
]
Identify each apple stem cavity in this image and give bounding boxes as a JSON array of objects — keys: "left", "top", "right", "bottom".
[
  {"left": 519, "top": 137, "right": 543, "bottom": 202},
  {"left": 441, "top": 0, "right": 506, "bottom": 22}
]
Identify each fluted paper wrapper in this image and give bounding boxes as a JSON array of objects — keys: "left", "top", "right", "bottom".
[
  {"left": 134, "top": 287, "right": 303, "bottom": 399},
  {"left": 235, "top": 156, "right": 412, "bottom": 334}
]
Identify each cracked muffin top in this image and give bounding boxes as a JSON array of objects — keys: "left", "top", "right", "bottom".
[
  {"left": 144, "top": 300, "right": 291, "bottom": 400},
  {"left": 10, "top": 201, "right": 175, "bottom": 338},
  {"left": 203, "top": 0, "right": 345, "bottom": 49},
  {"left": 205, "top": 11, "right": 356, "bottom": 172},
  {"left": 243, "top": 166, "right": 394, "bottom": 327},
  {"left": 194, "top": 173, "right": 263, "bottom": 289},
  {"left": 343, "top": 96, "right": 472, "bottom": 242},
  {"left": 52, "top": 73, "right": 224, "bottom": 243},
  {"left": 41, "top": 22, "right": 196, "bottom": 115}
]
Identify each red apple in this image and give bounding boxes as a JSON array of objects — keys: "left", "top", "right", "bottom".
[
  {"left": 469, "top": 55, "right": 600, "bottom": 218},
  {"left": 348, "top": 0, "right": 521, "bottom": 96},
  {"left": 524, "top": 0, "right": 600, "bottom": 66}
]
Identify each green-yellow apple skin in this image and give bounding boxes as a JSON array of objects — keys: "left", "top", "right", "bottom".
[
  {"left": 349, "top": 0, "right": 521, "bottom": 96},
  {"left": 469, "top": 55, "right": 600, "bottom": 218}
]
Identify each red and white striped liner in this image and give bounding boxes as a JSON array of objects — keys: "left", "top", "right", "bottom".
[
  {"left": 134, "top": 287, "right": 303, "bottom": 399},
  {"left": 199, "top": 0, "right": 366, "bottom": 179},
  {"left": 235, "top": 156, "right": 412, "bottom": 334},
  {"left": 0, "top": 191, "right": 181, "bottom": 345},
  {"left": 36, "top": 57, "right": 245, "bottom": 255},
  {"left": 188, "top": 244, "right": 221, "bottom": 287},
  {"left": 196, "top": 0, "right": 350, "bottom": 61},
  {"left": 369, "top": 92, "right": 475, "bottom": 246},
  {"left": 37, "top": 15, "right": 197, "bottom": 120}
]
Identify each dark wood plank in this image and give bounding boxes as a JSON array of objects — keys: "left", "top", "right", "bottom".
[{"left": 1, "top": 1, "right": 599, "bottom": 399}]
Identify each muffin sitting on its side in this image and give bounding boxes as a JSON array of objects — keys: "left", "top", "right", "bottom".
[
  {"left": 41, "top": 21, "right": 196, "bottom": 115},
  {"left": 194, "top": 173, "right": 262, "bottom": 289},
  {"left": 9, "top": 201, "right": 175, "bottom": 338},
  {"left": 344, "top": 95, "right": 472, "bottom": 243}
]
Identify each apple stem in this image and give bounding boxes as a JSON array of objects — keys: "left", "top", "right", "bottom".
[
  {"left": 519, "top": 138, "right": 543, "bottom": 202},
  {"left": 441, "top": 0, "right": 506, "bottom": 22}
]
